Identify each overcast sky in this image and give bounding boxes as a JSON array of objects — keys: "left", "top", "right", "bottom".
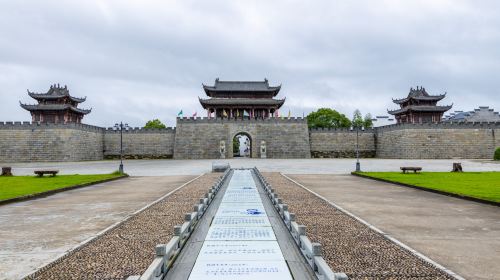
[{"left": 0, "top": 0, "right": 499, "bottom": 127}]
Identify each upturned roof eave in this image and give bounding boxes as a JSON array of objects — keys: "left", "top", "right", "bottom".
[
  {"left": 392, "top": 94, "right": 446, "bottom": 104},
  {"left": 198, "top": 97, "right": 285, "bottom": 109},
  {"left": 20, "top": 103, "right": 92, "bottom": 114},
  {"left": 28, "top": 91, "right": 86, "bottom": 103},
  {"left": 388, "top": 105, "right": 453, "bottom": 115}
]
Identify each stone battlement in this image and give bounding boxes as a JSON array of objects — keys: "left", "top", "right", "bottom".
[
  {"left": 1, "top": 119, "right": 499, "bottom": 162},
  {"left": 0, "top": 121, "right": 104, "bottom": 132},
  {"left": 104, "top": 127, "right": 175, "bottom": 133},
  {"left": 176, "top": 117, "right": 307, "bottom": 123},
  {"left": 376, "top": 121, "right": 500, "bottom": 132},
  {"left": 309, "top": 127, "right": 376, "bottom": 133}
]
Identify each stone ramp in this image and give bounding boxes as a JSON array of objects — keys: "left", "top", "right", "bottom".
[
  {"left": 188, "top": 169, "right": 293, "bottom": 279},
  {"left": 166, "top": 169, "right": 316, "bottom": 280}
]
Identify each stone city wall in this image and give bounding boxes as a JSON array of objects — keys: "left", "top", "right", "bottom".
[
  {"left": 1, "top": 120, "right": 499, "bottom": 162},
  {"left": 376, "top": 122, "right": 500, "bottom": 159},
  {"left": 0, "top": 122, "right": 104, "bottom": 163},
  {"left": 173, "top": 117, "right": 311, "bottom": 159},
  {"left": 103, "top": 127, "right": 175, "bottom": 159},
  {"left": 309, "top": 128, "right": 376, "bottom": 158}
]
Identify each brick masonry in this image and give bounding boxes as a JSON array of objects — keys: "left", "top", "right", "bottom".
[
  {"left": 104, "top": 127, "right": 175, "bottom": 159},
  {"left": 309, "top": 128, "right": 376, "bottom": 158},
  {"left": 0, "top": 120, "right": 499, "bottom": 162},
  {"left": 0, "top": 122, "right": 104, "bottom": 162},
  {"left": 375, "top": 122, "right": 500, "bottom": 159},
  {"left": 173, "top": 118, "right": 311, "bottom": 159}
]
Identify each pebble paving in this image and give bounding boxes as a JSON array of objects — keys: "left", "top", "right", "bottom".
[
  {"left": 263, "top": 172, "right": 455, "bottom": 280},
  {"left": 25, "top": 173, "right": 221, "bottom": 280}
]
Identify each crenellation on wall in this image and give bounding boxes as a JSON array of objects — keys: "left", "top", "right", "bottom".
[
  {"left": 176, "top": 116, "right": 307, "bottom": 123},
  {"left": 376, "top": 121, "right": 500, "bottom": 132},
  {"left": 0, "top": 121, "right": 105, "bottom": 132},
  {"left": 104, "top": 127, "right": 175, "bottom": 133},
  {"left": 309, "top": 127, "right": 376, "bottom": 133}
]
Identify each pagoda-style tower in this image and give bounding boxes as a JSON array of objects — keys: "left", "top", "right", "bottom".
[
  {"left": 388, "top": 86, "right": 452, "bottom": 124},
  {"left": 20, "top": 84, "right": 91, "bottom": 124},
  {"left": 199, "top": 78, "right": 285, "bottom": 119}
]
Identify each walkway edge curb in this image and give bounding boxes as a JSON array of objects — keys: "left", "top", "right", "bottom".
[
  {"left": 22, "top": 173, "right": 205, "bottom": 279},
  {"left": 280, "top": 173, "right": 465, "bottom": 280},
  {"left": 351, "top": 172, "right": 500, "bottom": 207},
  {"left": 0, "top": 175, "right": 129, "bottom": 206}
]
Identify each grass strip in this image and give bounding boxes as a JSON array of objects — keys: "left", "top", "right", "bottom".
[
  {"left": 0, "top": 174, "right": 122, "bottom": 201},
  {"left": 356, "top": 172, "right": 500, "bottom": 203}
]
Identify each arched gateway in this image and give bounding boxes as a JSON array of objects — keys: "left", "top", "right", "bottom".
[
  {"left": 173, "top": 79, "right": 311, "bottom": 159},
  {"left": 233, "top": 132, "right": 252, "bottom": 158}
]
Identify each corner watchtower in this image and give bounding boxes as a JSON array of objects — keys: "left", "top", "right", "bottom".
[
  {"left": 388, "top": 86, "right": 452, "bottom": 124},
  {"left": 20, "top": 84, "right": 91, "bottom": 124}
]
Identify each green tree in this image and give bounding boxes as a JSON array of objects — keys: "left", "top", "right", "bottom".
[
  {"left": 144, "top": 119, "right": 166, "bottom": 129},
  {"left": 363, "top": 113, "right": 374, "bottom": 128},
  {"left": 233, "top": 136, "right": 240, "bottom": 156},
  {"left": 352, "top": 109, "right": 364, "bottom": 128},
  {"left": 306, "top": 108, "right": 351, "bottom": 129},
  {"left": 495, "top": 147, "right": 500, "bottom": 160}
]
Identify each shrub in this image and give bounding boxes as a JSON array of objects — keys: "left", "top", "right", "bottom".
[{"left": 495, "top": 147, "right": 500, "bottom": 160}]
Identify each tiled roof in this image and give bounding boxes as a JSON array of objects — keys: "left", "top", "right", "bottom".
[
  {"left": 388, "top": 105, "right": 452, "bottom": 115},
  {"left": 20, "top": 103, "right": 91, "bottom": 114}
]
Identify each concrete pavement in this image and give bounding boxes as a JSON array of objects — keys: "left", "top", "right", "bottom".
[
  {"left": 286, "top": 174, "right": 500, "bottom": 280},
  {"left": 3, "top": 158, "right": 500, "bottom": 176},
  {"left": 0, "top": 175, "right": 196, "bottom": 280}
]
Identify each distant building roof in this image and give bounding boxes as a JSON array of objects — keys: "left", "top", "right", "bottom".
[
  {"left": 443, "top": 106, "right": 500, "bottom": 122},
  {"left": 371, "top": 115, "right": 396, "bottom": 127},
  {"left": 203, "top": 78, "right": 281, "bottom": 97}
]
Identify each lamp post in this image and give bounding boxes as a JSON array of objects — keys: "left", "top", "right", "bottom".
[
  {"left": 114, "top": 122, "right": 129, "bottom": 174},
  {"left": 352, "top": 125, "right": 364, "bottom": 172}
]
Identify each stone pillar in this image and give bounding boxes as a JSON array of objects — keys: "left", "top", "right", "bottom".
[
  {"left": 260, "top": 141, "right": 267, "bottom": 158},
  {"left": 219, "top": 140, "right": 226, "bottom": 159}
]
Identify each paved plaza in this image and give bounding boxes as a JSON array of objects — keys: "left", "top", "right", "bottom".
[
  {"left": 0, "top": 175, "right": 195, "bottom": 279},
  {"left": 1, "top": 159, "right": 499, "bottom": 279},
  {"left": 3, "top": 158, "right": 500, "bottom": 176},
  {"left": 287, "top": 174, "right": 500, "bottom": 280}
]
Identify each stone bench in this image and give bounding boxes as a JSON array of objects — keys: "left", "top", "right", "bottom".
[
  {"left": 1, "top": 167, "right": 12, "bottom": 176},
  {"left": 212, "top": 162, "right": 230, "bottom": 173},
  {"left": 34, "top": 170, "right": 59, "bottom": 177},
  {"left": 400, "top": 167, "right": 422, "bottom": 173}
]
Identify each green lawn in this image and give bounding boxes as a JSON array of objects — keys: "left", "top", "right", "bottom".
[
  {"left": 0, "top": 174, "right": 122, "bottom": 201},
  {"left": 357, "top": 172, "right": 500, "bottom": 203}
]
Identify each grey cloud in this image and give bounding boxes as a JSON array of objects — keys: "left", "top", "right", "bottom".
[{"left": 0, "top": 0, "right": 499, "bottom": 127}]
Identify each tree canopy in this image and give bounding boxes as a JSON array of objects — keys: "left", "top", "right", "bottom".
[
  {"left": 352, "top": 110, "right": 374, "bottom": 128},
  {"left": 306, "top": 108, "right": 351, "bottom": 129},
  {"left": 144, "top": 119, "right": 166, "bottom": 129},
  {"left": 352, "top": 109, "right": 364, "bottom": 128},
  {"left": 363, "top": 113, "right": 374, "bottom": 128}
]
